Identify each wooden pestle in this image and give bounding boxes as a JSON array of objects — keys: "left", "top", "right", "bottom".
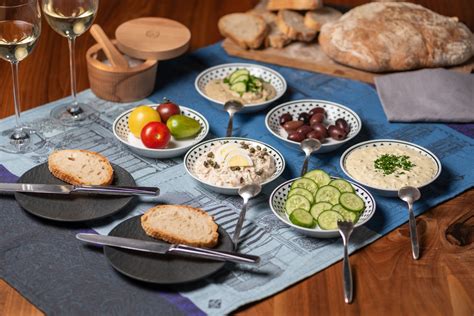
[{"left": 90, "top": 24, "right": 129, "bottom": 69}]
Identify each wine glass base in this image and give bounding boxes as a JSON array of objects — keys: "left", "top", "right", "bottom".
[
  {"left": 50, "top": 102, "right": 99, "bottom": 127},
  {"left": 0, "top": 127, "right": 46, "bottom": 154}
]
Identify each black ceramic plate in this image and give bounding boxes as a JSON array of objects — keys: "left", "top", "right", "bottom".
[
  {"left": 15, "top": 163, "right": 136, "bottom": 222},
  {"left": 104, "top": 215, "right": 233, "bottom": 284}
]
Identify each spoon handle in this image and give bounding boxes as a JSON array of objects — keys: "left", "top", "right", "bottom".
[
  {"left": 226, "top": 114, "right": 234, "bottom": 137},
  {"left": 408, "top": 203, "right": 420, "bottom": 260},
  {"left": 232, "top": 198, "right": 248, "bottom": 249},
  {"left": 300, "top": 154, "right": 310, "bottom": 177}
]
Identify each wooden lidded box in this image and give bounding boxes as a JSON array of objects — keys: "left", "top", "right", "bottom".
[{"left": 86, "top": 17, "right": 191, "bottom": 102}]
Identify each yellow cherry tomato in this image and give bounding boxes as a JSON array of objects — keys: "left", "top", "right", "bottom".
[{"left": 128, "top": 105, "right": 161, "bottom": 138}]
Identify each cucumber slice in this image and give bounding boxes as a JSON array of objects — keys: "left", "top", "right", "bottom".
[
  {"left": 231, "top": 74, "right": 249, "bottom": 84},
  {"left": 288, "top": 188, "right": 314, "bottom": 204},
  {"left": 332, "top": 204, "right": 357, "bottom": 223},
  {"left": 290, "top": 178, "right": 318, "bottom": 195},
  {"left": 315, "top": 185, "right": 341, "bottom": 205},
  {"left": 228, "top": 69, "right": 249, "bottom": 83},
  {"left": 310, "top": 202, "right": 332, "bottom": 221},
  {"left": 304, "top": 170, "right": 331, "bottom": 187},
  {"left": 285, "top": 194, "right": 311, "bottom": 215},
  {"left": 289, "top": 209, "right": 316, "bottom": 228},
  {"left": 329, "top": 179, "right": 354, "bottom": 193},
  {"left": 230, "top": 82, "right": 246, "bottom": 93},
  {"left": 339, "top": 192, "right": 365, "bottom": 212},
  {"left": 317, "top": 210, "right": 344, "bottom": 230}
]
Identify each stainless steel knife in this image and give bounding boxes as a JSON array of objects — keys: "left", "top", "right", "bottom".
[
  {"left": 76, "top": 233, "right": 260, "bottom": 264},
  {"left": 0, "top": 183, "right": 159, "bottom": 196}
]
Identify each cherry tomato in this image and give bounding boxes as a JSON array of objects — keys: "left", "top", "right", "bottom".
[
  {"left": 128, "top": 105, "right": 161, "bottom": 138},
  {"left": 140, "top": 122, "right": 171, "bottom": 149},
  {"left": 157, "top": 99, "right": 180, "bottom": 122}
]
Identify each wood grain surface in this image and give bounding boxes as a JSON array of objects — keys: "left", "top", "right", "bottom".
[{"left": 0, "top": 1, "right": 473, "bottom": 315}]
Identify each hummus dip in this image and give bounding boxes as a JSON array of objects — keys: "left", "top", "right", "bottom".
[
  {"left": 345, "top": 144, "right": 438, "bottom": 190},
  {"left": 204, "top": 79, "right": 276, "bottom": 105},
  {"left": 195, "top": 141, "right": 276, "bottom": 187}
]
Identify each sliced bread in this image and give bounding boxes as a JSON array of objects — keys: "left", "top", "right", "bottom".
[
  {"left": 218, "top": 13, "right": 268, "bottom": 49},
  {"left": 267, "top": 0, "right": 323, "bottom": 11},
  {"left": 248, "top": 10, "right": 292, "bottom": 48},
  {"left": 141, "top": 205, "right": 219, "bottom": 248},
  {"left": 304, "top": 7, "right": 343, "bottom": 32},
  {"left": 276, "top": 10, "right": 317, "bottom": 42},
  {"left": 48, "top": 149, "right": 114, "bottom": 186}
]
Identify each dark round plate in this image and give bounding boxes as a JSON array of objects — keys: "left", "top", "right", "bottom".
[
  {"left": 104, "top": 215, "right": 232, "bottom": 284},
  {"left": 15, "top": 163, "right": 136, "bottom": 222}
]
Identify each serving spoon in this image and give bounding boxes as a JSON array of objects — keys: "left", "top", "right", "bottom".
[
  {"left": 300, "top": 138, "right": 321, "bottom": 176},
  {"left": 232, "top": 183, "right": 262, "bottom": 250},
  {"left": 224, "top": 100, "right": 243, "bottom": 137},
  {"left": 398, "top": 186, "right": 421, "bottom": 260}
]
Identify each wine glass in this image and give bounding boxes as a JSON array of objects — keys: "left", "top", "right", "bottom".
[
  {"left": 0, "top": 0, "right": 44, "bottom": 153},
  {"left": 42, "top": 0, "right": 98, "bottom": 126}
]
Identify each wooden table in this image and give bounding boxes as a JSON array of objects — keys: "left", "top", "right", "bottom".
[{"left": 0, "top": 1, "right": 473, "bottom": 315}]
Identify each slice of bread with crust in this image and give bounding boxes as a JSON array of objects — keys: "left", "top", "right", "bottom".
[
  {"left": 276, "top": 10, "right": 317, "bottom": 42},
  {"left": 304, "top": 7, "right": 343, "bottom": 32},
  {"left": 267, "top": 0, "right": 323, "bottom": 11},
  {"left": 218, "top": 13, "right": 268, "bottom": 49},
  {"left": 48, "top": 149, "right": 114, "bottom": 186},
  {"left": 248, "top": 10, "right": 292, "bottom": 48},
  {"left": 141, "top": 205, "right": 219, "bottom": 248}
]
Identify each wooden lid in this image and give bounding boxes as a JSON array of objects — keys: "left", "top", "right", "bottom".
[{"left": 115, "top": 17, "right": 191, "bottom": 61}]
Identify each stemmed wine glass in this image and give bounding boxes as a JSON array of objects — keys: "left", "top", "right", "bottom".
[
  {"left": 0, "top": 0, "right": 43, "bottom": 153},
  {"left": 42, "top": 0, "right": 98, "bottom": 126}
]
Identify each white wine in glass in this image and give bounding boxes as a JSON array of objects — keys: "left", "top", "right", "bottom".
[
  {"left": 0, "top": 0, "right": 44, "bottom": 153},
  {"left": 42, "top": 0, "right": 98, "bottom": 126}
]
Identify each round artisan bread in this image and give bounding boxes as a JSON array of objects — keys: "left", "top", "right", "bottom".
[
  {"left": 48, "top": 149, "right": 114, "bottom": 185},
  {"left": 319, "top": 2, "right": 474, "bottom": 72},
  {"left": 141, "top": 205, "right": 219, "bottom": 248}
]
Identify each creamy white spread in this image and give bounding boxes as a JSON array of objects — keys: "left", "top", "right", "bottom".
[
  {"left": 204, "top": 79, "right": 276, "bottom": 105},
  {"left": 345, "top": 144, "right": 438, "bottom": 190},
  {"left": 195, "top": 142, "right": 276, "bottom": 187}
]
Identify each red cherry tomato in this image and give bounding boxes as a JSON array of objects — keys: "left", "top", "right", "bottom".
[
  {"left": 157, "top": 99, "right": 180, "bottom": 122},
  {"left": 140, "top": 122, "right": 171, "bottom": 149}
]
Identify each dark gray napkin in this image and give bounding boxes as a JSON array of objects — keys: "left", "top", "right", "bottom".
[{"left": 375, "top": 68, "right": 474, "bottom": 122}]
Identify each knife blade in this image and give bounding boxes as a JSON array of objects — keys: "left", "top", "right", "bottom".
[
  {"left": 76, "top": 233, "right": 260, "bottom": 264},
  {"left": 0, "top": 183, "right": 159, "bottom": 196}
]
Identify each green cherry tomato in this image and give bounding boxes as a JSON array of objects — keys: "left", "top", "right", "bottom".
[{"left": 166, "top": 115, "right": 201, "bottom": 139}]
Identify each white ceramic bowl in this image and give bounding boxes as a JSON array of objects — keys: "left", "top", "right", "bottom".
[
  {"left": 269, "top": 177, "right": 376, "bottom": 238},
  {"left": 265, "top": 99, "right": 362, "bottom": 153},
  {"left": 184, "top": 137, "right": 285, "bottom": 195},
  {"left": 340, "top": 139, "right": 442, "bottom": 197},
  {"left": 194, "top": 63, "right": 287, "bottom": 113},
  {"left": 113, "top": 105, "right": 209, "bottom": 159}
]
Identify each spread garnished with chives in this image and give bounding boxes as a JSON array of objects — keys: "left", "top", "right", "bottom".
[{"left": 374, "top": 154, "right": 415, "bottom": 176}]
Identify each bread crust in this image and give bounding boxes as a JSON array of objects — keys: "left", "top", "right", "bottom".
[
  {"left": 218, "top": 13, "right": 268, "bottom": 50},
  {"left": 141, "top": 205, "right": 219, "bottom": 248},
  {"left": 248, "top": 9, "right": 292, "bottom": 48},
  {"left": 48, "top": 149, "right": 114, "bottom": 186},
  {"left": 276, "top": 10, "right": 316, "bottom": 42},
  {"left": 267, "top": 0, "right": 323, "bottom": 11}
]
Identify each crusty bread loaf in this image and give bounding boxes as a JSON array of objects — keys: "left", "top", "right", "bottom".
[
  {"left": 267, "top": 0, "right": 323, "bottom": 11},
  {"left": 319, "top": 2, "right": 474, "bottom": 72},
  {"left": 48, "top": 149, "right": 114, "bottom": 186},
  {"left": 218, "top": 13, "right": 268, "bottom": 49},
  {"left": 248, "top": 10, "right": 292, "bottom": 48},
  {"left": 276, "top": 10, "right": 317, "bottom": 42},
  {"left": 304, "top": 7, "right": 342, "bottom": 32},
  {"left": 141, "top": 205, "right": 219, "bottom": 248}
]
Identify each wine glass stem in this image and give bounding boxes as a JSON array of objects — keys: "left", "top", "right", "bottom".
[
  {"left": 10, "top": 61, "right": 24, "bottom": 137},
  {"left": 68, "top": 37, "right": 79, "bottom": 112}
]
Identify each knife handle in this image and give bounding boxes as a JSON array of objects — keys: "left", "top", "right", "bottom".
[
  {"left": 168, "top": 244, "right": 260, "bottom": 264},
  {"left": 72, "top": 185, "right": 159, "bottom": 196}
]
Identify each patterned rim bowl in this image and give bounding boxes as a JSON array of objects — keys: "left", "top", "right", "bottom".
[
  {"left": 269, "top": 177, "right": 377, "bottom": 238},
  {"left": 113, "top": 105, "right": 209, "bottom": 159},
  {"left": 184, "top": 137, "right": 286, "bottom": 195},
  {"left": 194, "top": 63, "right": 287, "bottom": 113},
  {"left": 265, "top": 99, "right": 362, "bottom": 153},
  {"left": 340, "top": 139, "right": 442, "bottom": 197}
]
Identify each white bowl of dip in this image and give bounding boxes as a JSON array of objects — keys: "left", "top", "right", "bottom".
[
  {"left": 184, "top": 137, "right": 285, "bottom": 195},
  {"left": 340, "top": 139, "right": 442, "bottom": 197},
  {"left": 194, "top": 63, "right": 287, "bottom": 113}
]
